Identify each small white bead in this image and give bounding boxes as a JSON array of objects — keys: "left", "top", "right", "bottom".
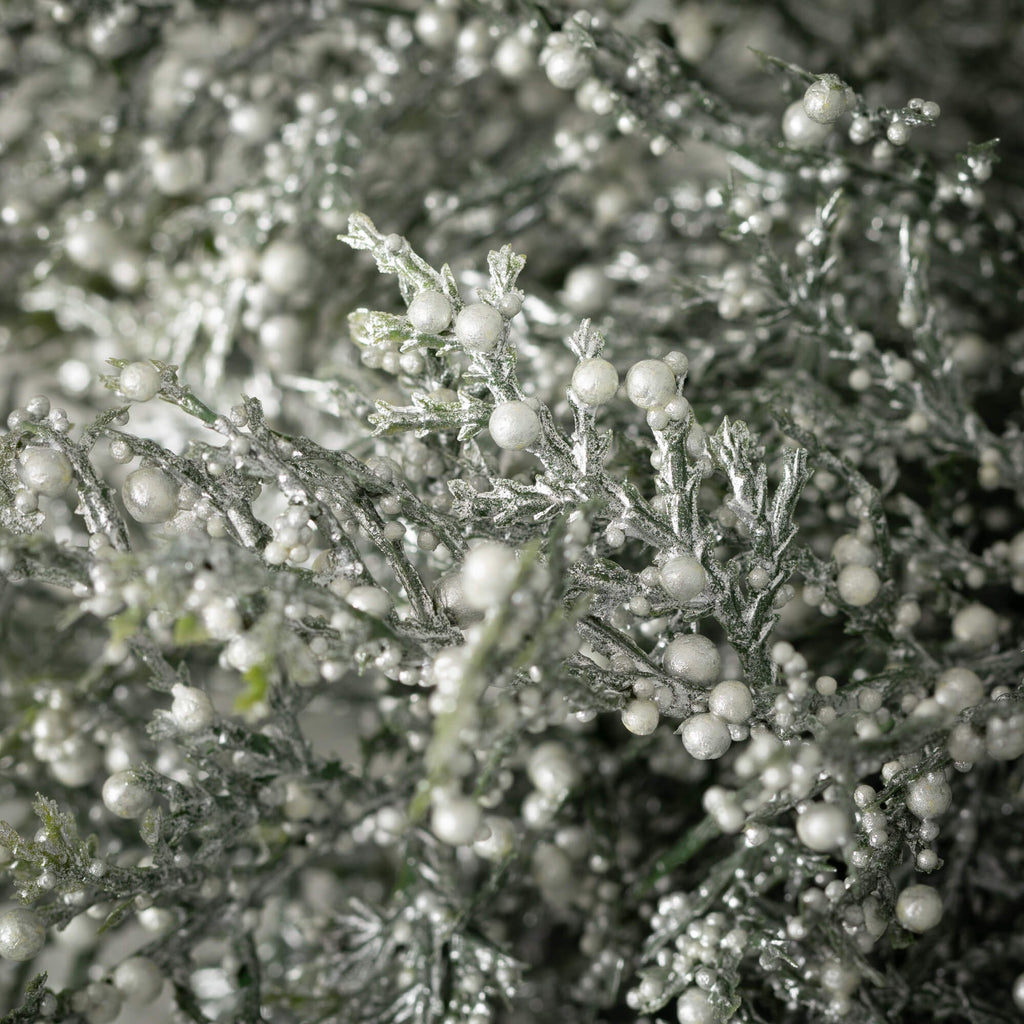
[
  {"left": 407, "top": 290, "right": 453, "bottom": 334},
  {"left": 544, "top": 45, "right": 589, "bottom": 90},
  {"left": 489, "top": 401, "right": 541, "bottom": 450},
  {"left": 676, "top": 985, "right": 715, "bottom": 1024},
  {"left": 621, "top": 699, "right": 659, "bottom": 736},
  {"left": 150, "top": 148, "right": 205, "bottom": 196},
  {"left": 836, "top": 564, "right": 880, "bottom": 606},
  {"left": 905, "top": 775, "right": 952, "bottom": 820},
  {"left": 895, "top": 884, "right": 943, "bottom": 932},
  {"left": 346, "top": 585, "right": 392, "bottom": 618},
  {"left": 625, "top": 359, "right": 676, "bottom": 410},
  {"left": 414, "top": 4, "right": 458, "bottom": 49},
  {"left": 259, "top": 239, "right": 314, "bottom": 296},
  {"left": 461, "top": 541, "right": 519, "bottom": 610},
  {"left": 933, "top": 667, "right": 984, "bottom": 713},
  {"left": 662, "top": 634, "right": 720, "bottom": 685},
  {"left": 122, "top": 467, "right": 178, "bottom": 524},
  {"left": 17, "top": 447, "right": 73, "bottom": 497},
  {"left": 72, "top": 981, "right": 122, "bottom": 1024},
  {"left": 493, "top": 35, "right": 534, "bottom": 79},
  {"left": 795, "top": 803, "right": 851, "bottom": 852},
  {"left": 112, "top": 955, "right": 164, "bottom": 1006},
  {"left": 118, "top": 362, "right": 162, "bottom": 402},
  {"left": 526, "top": 741, "right": 579, "bottom": 797},
  {"left": 562, "top": 265, "right": 608, "bottom": 314},
  {"left": 571, "top": 358, "right": 619, "bottom": 406},
  {"left": 455, "top": 302, "right": 503, "bottom": 353},
  {"left": 782, "top": 100, "right": 833, "bottom": 148},
  {"left": 708, "top": 680, "right": 753, "bottom": 724},
  {"left": 0, "top": 907, "right": 46, "bottom": 961},
  {"left": 170, "top": 684, "right": 215, "bottom": 733},
  {"left": 473, "top": 815, "right": 516, "bottom": 861},
  {"left": 102, "top": 770, "right": 152, "bottom": 819},
  {"left": 802, "top": 75, "right": 851, "bottom": 124},
  {"left": 679, "top": 713, "right": 731, "bottom": 760},
  {"left": 886, "top": 120, "right": 912, "bottom": 146},
  {"left": 951, "top": 602, "right": 999, "bottom": 647},
  {"left": 832, "top": 533, "right": 875, "bottom": 566},
  {"left": 431, "top": 794, "right": 481, "bottom": 846},
  {"left": 659, "top": 555, "right": 707, "bottom": 603}
]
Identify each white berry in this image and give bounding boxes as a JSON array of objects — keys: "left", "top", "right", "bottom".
[
  {"left": 802, "top": 75, "right": 851, "bottom": 124},
  {"left": 259, "top": 239, "right": 314, "bottom": 295},
  {"left": 836, "top": 564, "right": 880, "bottom": 606},
  {"left": 407, "top": 289, "right": 453, "bottom": 334},
  {"left": 951, "top": 602, "right": 999, "bottom": 648},
  {"left": 489, "top": 400, "right": 542, "bottom": 450},
  {"left": 112, "top": 955, "right": 164, "bottom": 1006},
  {"left": 544, "top": 45, "right": 589, "bottom": 90},
  {"left": 118, "top": 362, "right": 162, "bottom": 401},
  {"left": 680, "top": 712, "right": 731, "bottom": 760},
  {"left": 625, "top": 359, "right": 676, "bottom": 410},
  {"left": 71, "top": 981, "right": 122, "bottom": 1024},
  {"left": 571, "top": 358, "right": 619, "bottom": 405},
  {"left": 708, "top": 679, "right": 754, "bottom": 724},
  {"left": 659, "top": 555, "right": 707, "bottom": 602},
  {"left": 473, "top": 815, "right": 516, "bottom": 861},
  {"left": 526, "top": 741, "right": 579, "bottom": 797},
  {"left": 170, "top": 683, "right": 215, "bottom": 733},
  {"left": 17, "top": 447, "right": 73, "bottom": 497},
  {"left": 122, "top": 466, "right": 179, "bottom": 524},
  {"left": 933, "top": 667, "right": 984, "bottom": 713},
  {"left": 461, "top": 541, "right": 519, "bottom": 610},
  {"left": 895, "top": 883, "right": 943, "bottom": 932},
  {"left": 621, "top": 699, "right": 659, "bottom": 736},
  {"left": 431, "top": 793, "right": 481, "bottom": 846},
  {"left": 905, "top": 774, "right": 952, "bottom": 820},
  {"left": 454, "top": 302, "right": 503, "bottom": 353},
  {"left": 662, "top": 633, "right": 721, "bottom": 685},
  {"left": 0, "top": 907, "right": 46, "bottom": 961},
  {"left": 795, "top": 802, "right": 851, "bottom": 852},
  {"left": 102, "top": 770, "right": 152, "bottom": 819},
  {"left": 782, "top": 100, "right": 833, "bottom": 148},
  {"left": 676, "top": 985, "right": 715, "bottom": 1024},
  {"left": 346, "top": 585, "right": 392, "bottom": 618}
]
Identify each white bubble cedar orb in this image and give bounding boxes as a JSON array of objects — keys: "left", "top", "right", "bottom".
[
  {"left": 461, "top": 540, "right": 519, "bottom": 610},
  {"left": 795, "top": 802, "right": 851, "bottom": 852},
  {"left": 571, "top": 357, "right": 619, "bottom": 406},
  {"left": 676, "top": 985, "right": 717, "bottom": 1024},
  {"left": 112, "top": 955, "right": 164, "bottom": 1006},
  {"left": 489, "top": 400, "right": 541, "bottom": 450},
  {"left": 621, "top": 698, "right": 659, "bottom": 736},
  {"left": 896, "top": 883, "right": 943, "bottom": 933},
  {"left": 836, "top": 564, "right": 880, "bottom": 606},
  {"left": 407, "top": 289, "right": 453, "bottom": 334},
  {"left": 454, "top": 301, "right": 503, "bottom": 353},
  {"left": 625, "top": 358, "right": 676, "bottom": 410},
  {"left": 118, "top": 361, "right": 162, "bottom": 401},
  {"left": 905, "top": 773, "right": 952, "bottom": 820},
  {"left": 430, "top": 792, "right": 482, "bottom": 846},
  {"left": 679, "top": 712, "right": 732, "bottom": 760},
  {"left": 17, "top": 446, "right": 73, "bottom": 497},
  {"left": 102, "top": 770, "right": 153, "bottom": 819},
  {"left": 662, "top": 633, "right": 721, "bottom": 685},
  {"left": 708, "top": 679, "right": 754, "bottom": 724},
  {"left": 170, "top": 683, "right": 215, "bottom": 733},
  {"left": 71, "top": 981, "right": 122, "bottom": 1024},
  {"left": 951, "top": 601, "right": 999, "bottom": 648},
  {"left": 782, "top": 100, "right": 833, "bottom": 148},
  {"left": 346, "top": 584, "right": 392, "bottom": 618},
  {"left": 802, "top": 74, "right": 852, "bottom": 124},
  {"left": 544, "top": 43, "right": 589, "bottom": 90},
  {"left": 122, "top": 466, "right": 179, "bottom": 524},
  {"left": 526, "top": 741, "right": 579, "bottom": 797},
  {"left": 259, "top": 238, "right": 314, "bottom": 295},
  {"left": 0, "top": 906, "right": 46, "bottom": 961},
  {"left": 473, "top": 815, "right": 516, "bottom": 861},
  {"left": 659, "top": 554, "right": 707, "bottom": 603}
]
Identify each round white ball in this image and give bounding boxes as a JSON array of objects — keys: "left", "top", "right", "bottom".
[
  {"left": 934, "top": 667, "right": 984, "bottom": 713},
  {"left": 802, "top": 76, "right": 850, "bottom": 124},
  {"left": 455, "top": 302, "right": 503, "bottom": 353},
  {"left": 119, "top": 362, "right": 162, "bottom": 402},
  {"left": 17, "top": 447, "right": 73, "bottom": 497},
  {"left": 895, "top": 883, "right": 943, "bottom": 933},
  {"left": 526, "top": 741, "right": 579, "bottom": 797},
  {"left": 461, "top": 541, "right": 519, "bottom": 610},
  {"left": 473, "top": 815, "right": 516, "bottom": 861},
  {"left": 346, "top": 585, "right": 392, "bottom": 618},
  {"left": 170, "top": 683, "right": 215, "bottom": 733},
  {"left": 621, "top": 699, "right": 659, "bottom": 736},
  {"left": 259, "top": 239, "right": 314, "bottom": 295},
  {"left": 571, "top": 358, "right": 619, "bottom": 406},
  {"left": 431, "top": 794, "right": 481, "bottom": 846},
  {"left": 676, "top": 985, "right": 715, "bottom": 1024},
  {"left": 489, "top": 401, "right": 541, "bottom": 451},
  {"left": 102, "top": 770, "right": 152, "bottom": 819},
  {"left": 562, "top": 265, "right": 608, "bottom": 314},
  {"left": 545, "top": 45, "right": 589, "bottom": 90},
  {"left": 625, "top": 359, "right": 676, "bottom": 410},
  {"left": 112, "top": 955, "right": 164, "bottom": 1006},
  {"left": 951, "top": 602, "right": 999, "bottom": 648},
  {"left": 662, "top": 633, "right": 721, "bottom": 685},
  {"left": 0, "top": 907, "right": 46, "bottom": 961},
  {"left": 660, "top": 555, "right": 707, "bottom": 603},
  {"left": 680, "top": 713, "right": 731, "bottom": 760},
  {"left": 71, "top": 981, "right": 122, "bottom": 1024},
  {"left": 708, "top": 679, "right": 754, "bottom": 724},
  {"left": 782, "top": 100, "right": 833, "bottom": 148},
  {"left": 905, "top": 774, "right": 952, "bottom": 820},
  {"left": 836, "top": 564, "right": 880, "bottom": 606},
  {"left": 407, "top": 289, "right": 453, "bottom": 334},
  {"left": 795, "top": 802, "right": 851, "bottom": 852},
  {"left": 122, "top": 467, "right": 178, "bottom": 524}
]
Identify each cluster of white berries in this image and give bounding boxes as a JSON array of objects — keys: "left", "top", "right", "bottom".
[
  {"left": 623, "top": 353, "right": 690, "bottom": 431},
  {"left": 263, "top": 504, "right": 317, "bottom": 566}
]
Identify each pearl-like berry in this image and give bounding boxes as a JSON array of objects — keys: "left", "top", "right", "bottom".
[
  {"left": 454, "top": 302, "right": 503, "bottom": 353},
  {"left": 170, "top": 683, "right": 215, "bottom": 733},
  {"left": 662, "top": 633, "right": 721, "bottom": 685},
  {"left": 431, "top": 793, "right": 482, "bottom": 846},
  {"left": 118, "top": 362, "right": 162, "bottom": 402},
  {"left": 621, "top": 699, "right": 659, "bottom": 736},
  {"left": 122, "top": 467, "right": 179, "bottom": 524},
  {"left": 679, "top": 712, "right": 732, "bottom": 760},
  {"left": 625, "top": 359, "right": 676, "bottom": 410},
  {"left": 489, "top": 400, "right": 541, "bottom": 451},
  {"left": 659, "top": 555, "right": 707, "bottom": 603},
  {"left": 407, "top": 289, "right": 453, "bottom": 334},
  {"left": 895, "top": 883, "right": 943, "bottom": 933},
  {"left": 802, "top": 75, "right": 852, "bottom": 125},
  {"left": 17, "top": 447, "right": 73, "bottom": 497},
  {"left": 795, "top": 802, "right": 851, "bottom": 852},
  {"left": 571, "top": 358, "right": 619, "bottom": 406},
  {"left": 0, "top": 907, "right": 46, "bottom": 961},
  {"left": 112, "top": 955, "right": 164, "bottom": 1006},
  {"left": 102, "top": 770, "right": 153, "bottom": 819}
]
